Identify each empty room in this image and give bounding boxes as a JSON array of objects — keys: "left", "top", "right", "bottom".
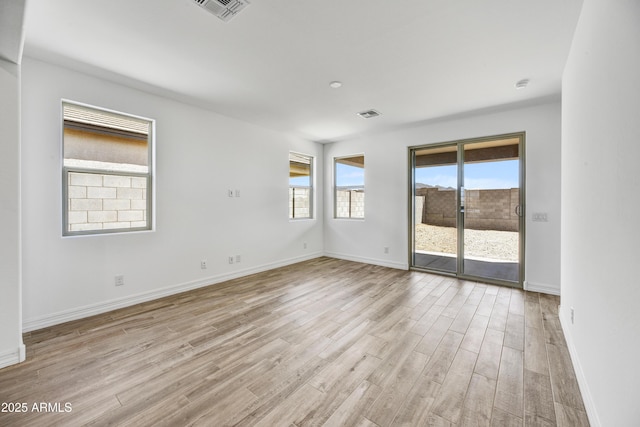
[{"left": 1, "top": 0, "right": 638, "bottom": 426}]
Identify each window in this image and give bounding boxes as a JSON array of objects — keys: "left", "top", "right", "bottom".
[
  {"left": 62, "top": 101, "right": 154, "bottom": 235},
  {"left": 289, "top": 152, "right": 313, "bottom": 219},
  {"left": 335, "top": 155, "right": 365, "bottom": 218}
]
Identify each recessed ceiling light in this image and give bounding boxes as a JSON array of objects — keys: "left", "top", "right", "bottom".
[
  {"left": 329, "top": 81, "right": 343, "bottom": 89},
  {"left": 515, "top": 78, "right": 530, "bottom": 89},
  {"left": 357, "top": 109, "right": 381, "bottom": 119}
]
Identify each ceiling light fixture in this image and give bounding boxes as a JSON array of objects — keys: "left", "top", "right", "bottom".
[
  {"left": 329, "top": 81, "right": 343, "bottom": 89},
  {"left": 515, "top": 78, "right": 530, "bottom": 89},
  {"left": 357, "top": 109, "right": 381, "bottom": 119}
]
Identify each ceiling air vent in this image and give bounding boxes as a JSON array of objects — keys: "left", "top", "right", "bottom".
[
  {"left": 357, "top": 109, "right": 381, "bottom": 119},
  {"left": 192, "top": 0, "right": 250, "bottom": 22}
]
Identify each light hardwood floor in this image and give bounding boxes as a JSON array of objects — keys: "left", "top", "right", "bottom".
[{"left": 0, "top": 257, "right": 589, "bottom": 426}]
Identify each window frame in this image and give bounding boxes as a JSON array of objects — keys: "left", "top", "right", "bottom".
[
  {"left": 61, "top": 100, "right": 155, "bottom": 237},
  {"left": 334, "top": 154, "right": 365, "bottom": 219},
  {"left": 289, "top": 151, "right": 314, "bottom": 220}
]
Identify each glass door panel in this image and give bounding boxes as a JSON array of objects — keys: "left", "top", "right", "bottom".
[
  {"left": 462, "top": 139, "right": 521, "bottom": 283},
  {"left": 412, "top": 145, "right": 458, "bottom": 274},
  {"left": 411, "top": 134, "right": 524, "bottom": 287}
]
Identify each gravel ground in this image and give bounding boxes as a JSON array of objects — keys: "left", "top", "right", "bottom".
[{"left": 415, "top": 224, "right": 519, "bottom": 262}]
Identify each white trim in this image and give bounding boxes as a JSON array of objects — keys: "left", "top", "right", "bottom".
[
  {"left": 0, "top": 344, "right": 26, "bottom": 369},
  {"left": 523, "top": 280, "right": 560, "bottom": 296},
  {"left": 22, "top": 252, "right": 323, "bottom": 332},
  {"left": 323, "top": 251, "right": 408, "bottom": 271},
  {"left": 559, "top": 304, "right": 601, "bottom": 427}
]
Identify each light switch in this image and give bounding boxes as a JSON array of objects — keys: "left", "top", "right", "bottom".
[{"left": 532, "top": 212, "right": 548, "bottom": 222}]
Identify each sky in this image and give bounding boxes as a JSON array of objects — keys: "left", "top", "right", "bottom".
[
  {"left": 335, "top": 163, "right": 365, "bottom": 187},
  {"left": 290, "top": 159, "right": 518, "bottom": 189},
  {"left": 415, "top": 159, "right": 519, "bottom": 190},
  {"left": 289, "top": 175, "right": 310, "bottom": 187},
  {"left": 290, "top": 162, "right": 366, "bottom": 187}
]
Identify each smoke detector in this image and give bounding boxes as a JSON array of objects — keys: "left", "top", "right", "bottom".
[
  {"left": 357, "top": 109, "right": 381, "bottom": 119},
  {"left": 192, "top": 0, "right": 250, "bottom": 22}
]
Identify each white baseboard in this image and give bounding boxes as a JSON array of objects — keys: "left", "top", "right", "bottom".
[
  {"left": 323, "top": 251, "right": 408, "bottom": 270},
  {"left": 523, "top": 280, "right": 560, "bottom": 295},
  {"left": 558, "top": 305, "right": 601, "bottom": 427},
  {"left": 22, "top": 252, "right": 323, "bottom": 332},
  {"left": 0, "top": 343, "right": 26, "bottom": 369}
]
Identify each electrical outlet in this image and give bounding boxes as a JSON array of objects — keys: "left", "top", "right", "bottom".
[
  {"left": 115, "top": 275, "right": 124, "bottom": 286},
  {"left": 228, "top": 256, "right": 234, "bottom": 264},
  {"left": 201, "top": 260, "right": 207, "bottom": 269},
  {"left": 235, "top": 189, "right": 240, "bottom": 197},
  {"left": 235, "top": 254, "right": 241, "bottom": 263},
  {"left": 384, "top": 247, "right": 389, "bottom": 254},
  {"left": 303, "top": 242, "right": 307, "bottom": 249},
  {"left": 570, "top": 307, "right": 575, "bottom": 324}
]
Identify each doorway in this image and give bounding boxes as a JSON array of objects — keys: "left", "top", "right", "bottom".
[{"left": 410, "top": 133, "right": 525, "bottom": 287}]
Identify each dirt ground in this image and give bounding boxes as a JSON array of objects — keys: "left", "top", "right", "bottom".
[{"left": 415, "top": 224, "right": 519, "bottom": 262}]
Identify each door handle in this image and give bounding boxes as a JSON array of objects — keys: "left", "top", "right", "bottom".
[{"left": 515, "top": 205, "right": 523, "bottom": 217}]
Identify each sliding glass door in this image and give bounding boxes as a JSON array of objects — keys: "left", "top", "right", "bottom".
[
  {"left": 411, "top": 134, "right": 524, "bottom": 287},
  {"left": 412, "top": 144, "right": 459, "bottom": 274}
]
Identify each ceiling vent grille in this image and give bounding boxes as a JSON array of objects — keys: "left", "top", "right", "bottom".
[
  {"left": 192, "top": 0, "right": 250, "bottom": 22},
  {"left": 357, "top": 109, "right": 381, "bottom": 119}
]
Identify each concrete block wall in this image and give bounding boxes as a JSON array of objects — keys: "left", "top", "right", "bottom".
[
  {"left": 67, "top": 172, "right": 148, "bottom": 232},
  {"left": 336, "top": 190, "right": 364, "bottom": 218},
  {"left": 417, "top": 187, "right": 456, "bottom": 227},
  {"left": 465, "top": 188, "right": 519, "bottom": 231},
  {"left": 289, "top": 187, "right": 311, "bottom": 219},
  {"left": 416, "top": 187, "right": 519, "bottom": 231}
]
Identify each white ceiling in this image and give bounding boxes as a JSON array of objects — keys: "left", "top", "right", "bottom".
[{"left": 21, "top": 0, "right": 583, "bottom": 142}]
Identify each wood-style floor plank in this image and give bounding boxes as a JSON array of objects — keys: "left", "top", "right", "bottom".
[
  {"left": 0, "top": 257, "right": 588, "bottom": 426},
  {"left": 475, "top": 328, "right": 505, "bottom": 381},
  {"left": 322, "top": 380, "right": 382, "bottom": 427},
  {"left": 547, "top": 343, "right": 587, "bottom": 412},
  {"left": 494, "top": 346, "right": 524, "bottom": 417},
  {"left": 554, "top": 402, "right": 590, "bottom": 427},
  {"left": 524, "top": 369, "right": 557, "bottom": 424},
  {"left": 364, "top": 349, "right": 429, "bottom": 426},
  {"left": 392, "top": 374, "right": 442, "bottom": 426},
  {"left": 430, "top": 348, "right": 478, "bottom": 424},
  {"left": 491, "top": 407, "right": 523, "bottom": 426},
  {"left": 459, "top": 373, "right": 497, "bottom": 427}
]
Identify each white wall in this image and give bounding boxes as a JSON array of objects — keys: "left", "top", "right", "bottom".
[
  {"left": 561, "top": 0, "right": 640, "bottom": 425},
  {"left": 0, "top": 59, "right": 26, "bottom": 368},
  {"left": 21, "top": 57, "right": 324, "bottom": 329},
  {"left": 324, "top": 101, "right": 562, "bottom": 293}
]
